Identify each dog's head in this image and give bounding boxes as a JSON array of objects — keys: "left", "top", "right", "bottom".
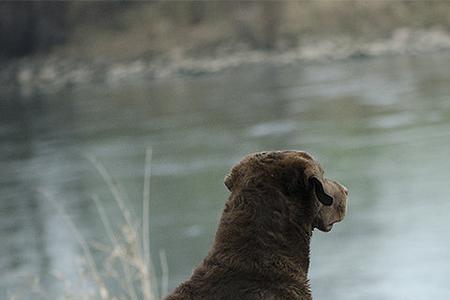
[{"left": 224, "top": 151, "right": 348, "bottom": 232}]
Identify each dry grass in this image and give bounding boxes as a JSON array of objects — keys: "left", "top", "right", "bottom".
[{"left": 41, "top": 147, "right": 166, "bottom": 300}]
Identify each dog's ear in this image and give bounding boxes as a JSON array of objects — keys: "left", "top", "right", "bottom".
[
  {"left": 224, "top": 172, "right": 234, "bottom": 191},
  {"left": 224, "top": 164, "right": 240, "bottom": 191},
  {"left": 309, "top": 176, "right": 333, "bottom": 206},
  {"left": 224, "top": 155, "right": 254, "bottom": 191}
]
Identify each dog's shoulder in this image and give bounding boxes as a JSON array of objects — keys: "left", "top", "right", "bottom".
[{"left": 166, "top": 263, "right": 312, "bottom": 300}]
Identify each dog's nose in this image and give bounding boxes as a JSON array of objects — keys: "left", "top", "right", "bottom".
[{"left": 342, "top": 185, "right": 349, "bottom": 196}]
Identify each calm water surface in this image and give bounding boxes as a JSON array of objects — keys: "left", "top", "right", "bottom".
[{"left": 1, "top": 53, "right": 450, "bottom": 299}]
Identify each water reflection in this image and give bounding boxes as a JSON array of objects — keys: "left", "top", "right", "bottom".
[{"left": 1, "top": 52, "right": 450, "bottom": 299}]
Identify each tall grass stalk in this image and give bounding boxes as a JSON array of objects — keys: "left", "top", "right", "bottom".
[
  {"left": 87, "top": 151, "right": 160, "bottom": 299},
  {"left": 91, "top": 194, "right": 139, "bottom": 300},
  {"left": 142, "top": 148, "right": 156, "bottom": 300},
  {"left": 43, "top": 149, "right": 164, "bottom": 300},
  {"left": 158, "top": 249, "right": 169, "bottom": 298}
]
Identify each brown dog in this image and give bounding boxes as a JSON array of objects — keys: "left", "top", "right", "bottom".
[{"left": 165, "top": 151, "right": 348, "bottom": 300}]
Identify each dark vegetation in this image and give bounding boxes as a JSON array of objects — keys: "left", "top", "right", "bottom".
[{"left": 0, "top": 2, "right": 68, "bottom": 58}]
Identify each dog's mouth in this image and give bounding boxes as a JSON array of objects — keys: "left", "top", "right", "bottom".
[
  {"left": 317, "top": 219, "right": 341, "bottom": 232},
  {"left": 319, "top": 223, "right": 334, "bottom": 232}
]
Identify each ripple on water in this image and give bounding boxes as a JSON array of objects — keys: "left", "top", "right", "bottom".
[{"left": 246, "top": 120, "right": 299, "bottom": 137}]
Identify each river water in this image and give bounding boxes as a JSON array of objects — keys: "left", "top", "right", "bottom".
[{"left": 1, "top": 52, "right": 450, "bottom": 299}]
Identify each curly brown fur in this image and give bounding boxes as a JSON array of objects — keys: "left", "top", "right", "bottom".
[{"left": 165, "top": 151, "right": 348, "bottom": 300}]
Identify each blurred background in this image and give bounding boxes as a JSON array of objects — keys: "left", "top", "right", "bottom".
[{"left": 1, "top": 1, "right": 450, "bottom": 299}]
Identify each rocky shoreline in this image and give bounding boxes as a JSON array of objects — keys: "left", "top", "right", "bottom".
[{"left": 2, "top": 28, "right": 450, "bottom": 96}]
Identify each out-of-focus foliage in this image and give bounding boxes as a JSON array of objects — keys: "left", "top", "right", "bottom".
[
  {"left": 1, "top": 1, "right": 450, "bottom": 60},
  {"left": 0, "top": 2, "right": 68, "bottom": 58}
]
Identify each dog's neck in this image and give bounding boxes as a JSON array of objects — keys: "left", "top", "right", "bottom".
[{"left": 208, "top": 187, "right": 314, "bottom": 281}]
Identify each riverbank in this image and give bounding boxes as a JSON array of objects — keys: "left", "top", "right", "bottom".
[{"left": 2, "top": 26, "right": 450, "bottom": 97}]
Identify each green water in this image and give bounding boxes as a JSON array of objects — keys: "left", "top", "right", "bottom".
[{"left": 1, "top": 52, "right": 450, "bottom": 299}]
